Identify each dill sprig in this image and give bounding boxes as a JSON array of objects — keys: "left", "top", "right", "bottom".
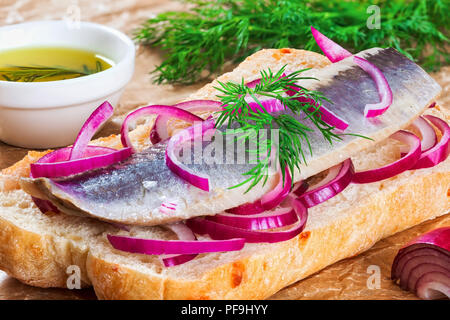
[
  {"left": 214, "top": 66, "right": 341, "bottom": 191},
  {"left": 135, "top": 0, "right": 449, "bottom": 84},
  {"left": 0, "top": 61, "right": 103, "bottom": 82}
]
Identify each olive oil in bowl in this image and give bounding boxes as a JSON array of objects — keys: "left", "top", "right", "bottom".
[{"left": 0, "top": 47, "right": 113, "bottom": 82}]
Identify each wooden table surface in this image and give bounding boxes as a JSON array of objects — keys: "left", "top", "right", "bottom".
[{"left": 0, "top": 0, "right": 448, "bottom": 300}]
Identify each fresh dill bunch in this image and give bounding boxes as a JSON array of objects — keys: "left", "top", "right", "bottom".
[
  {"left": 214, "top": 65, "right": 341, "bottom": 191},
  {"left": 0, "top": 61, "right": 103, "bottom": 82},
  {"left": 135, "top": 0, "right": 449, "bottom": 84}
]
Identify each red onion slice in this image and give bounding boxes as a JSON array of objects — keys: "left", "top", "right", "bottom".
[
  {"left": 310, "top": 26, "right": 352, "bottom": 63},
  {"left": 226, "top": 201, "right": 266, "bottom": 215},
  {"left": 150, "top": 100, "right": 222, "bottom": 144},
  {"left": 226, "top": 166, "right": 292, "bottom": 215},
  {"left": 165, "top": 118, "right": 215, "bottom": 191},
  {"left": 121, "top": 105, "right": 203, "bottom": 152},
  {"left": 295, "top": 159, "right": 354, "bottom": 208},
  {"left": 30, "top": 146, "right": 130, "bottom": 213},
  {"left": 353, "top": 56, "right": 393, "bottom": 118},
  {"left": 260, "top": 166, "right": 292, "bottom": 210},
  {"left": 292, "top": 180, "right": 308, "bottom": 195},
  {"left": 246, "top": 96, "right": 286, "bottom": 114},
  {"left": 186, "top": 199, "right": 307, "bottom": 243},
  {"left": 31, "top": 147, "right": 132, "bottom": 179},
  {"left": 353, "top": 130, "right": 421, "bottom": 184},
  {"left": 31, "top": 196, "right": 59, "bottom": 214},
  {"left": 403, "top": 116, "right": 437, "bottom": 153},
  {"left": 287, "top": 87, "right": 349, "bottom": 131},
  {"left": 161, "top": 222, "right": 198, "bottom": 267},
  {"left": 107, "top": 233, "right": 245, "bottom": 255},
  {"left": 392, "top": 227, "right": 450, "bottom": 300},
  {"left": 207, "top": 207, "right": 298, "bottom": 231},
  {"left": 70, "top": 101, "right": 114, "bottom": 160},
  {"left": 416, "top": 272, "right": 450, "bottom": 300},
  {"left": 410, "top": 115, "right": 449, "bottom": 170}
]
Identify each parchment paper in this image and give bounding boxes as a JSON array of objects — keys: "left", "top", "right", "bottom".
[{"left": 0, "top": 0, "right": 448, "bottom": 300}]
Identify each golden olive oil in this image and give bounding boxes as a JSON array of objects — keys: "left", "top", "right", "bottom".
[{"left": 0, "top": 47, "right": 113, "bottom": 82}]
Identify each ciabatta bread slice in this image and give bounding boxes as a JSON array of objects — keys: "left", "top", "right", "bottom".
[{"left": 0, "top": 49, "right": 448, "bottom": 299}]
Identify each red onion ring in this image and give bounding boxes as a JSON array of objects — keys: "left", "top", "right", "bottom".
[
  {"left": 404, "top": 116, "right": 437, "bottom": 153},
  {"left": 31, "top": 196, "right": 59, "bottom": 214},
  {"left": 246, "top": 73, "right": 287, "bottom": 90},
  {"left": 31, "top": 146, "right": 132, "bottom": 213},
  {"left": 295, "top": 159, "right": 354, "bottom": 208},
  {"left": 226, "top": 166, "right": 292, "bottom": 215},
  {"left": 207, "top": 207, "right": 298, "bottom": 231},
  {"left": 353, "top": 56, "right": 393, "bottom": 118},
  {"left": 186, "top": 198, "right": 307, "bottom": 243},
  {"left": 31, "top": 102, "right": 131, "bottom": 213},
  {"left": 292, "top": 180, "right": 308, "bottom": 195},
  {"left": 310, "top": 26, "right": 352, "bottom": 63},
  {"left": 107, "top": 233, "right": 245, "bottom": 255},
  {"left": 286, "top": 87, "right": 349, "bottom": 131},
  {"left": 165, "top": 118, "right": 215, "bottom": 191},
  {"left": 70, "top": 101, "right": 114, "bottom": 160},
  {"left": 410, "top": 115, "right": 449, "bottom": 170},
  {"left": 245, "top": 96, "right": 286, "bottom": 114},
  {"left": 150, "top": 100, "right": 222, "bottom": 144},
  {"left": 353, "top": 130, "right": 421, "bottom": 184},
  {"left": 391, "top": 227, "right": 450, "bottom": 300},
  {"left": 121, "top": 105, "right": 203, "bottom": 152},
  {"left": 30, "top": 146, "right": 132, "bottom": 179}
]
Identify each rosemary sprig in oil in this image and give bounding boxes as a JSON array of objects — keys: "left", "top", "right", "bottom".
[{"left": 0, "top": 61, "right": 103, "bottom": 82}]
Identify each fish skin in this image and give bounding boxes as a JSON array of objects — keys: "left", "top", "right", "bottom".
[{"left": 20, "top": 48, "right": 441, "bottom": 226}]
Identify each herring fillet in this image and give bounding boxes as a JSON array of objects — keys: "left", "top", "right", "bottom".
[{"left": 20, "top": 48, "right": 441, "bottom": 226}]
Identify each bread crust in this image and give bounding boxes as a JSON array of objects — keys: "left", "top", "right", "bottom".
[{"left": 0, "top": 48, "right": 448, "bottom": 299}]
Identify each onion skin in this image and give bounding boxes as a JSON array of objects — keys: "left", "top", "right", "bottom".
[{"left": 391, "top": 227, "right": 450, "bottom": 300}]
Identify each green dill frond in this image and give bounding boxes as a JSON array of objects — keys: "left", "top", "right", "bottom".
[{"left": 214, "top": 66, "right": 342, "bottom": 192}]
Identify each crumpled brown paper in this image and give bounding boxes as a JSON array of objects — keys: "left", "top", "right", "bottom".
[{"left": 0, "top": 0, "right": 448, "bottom": 300}]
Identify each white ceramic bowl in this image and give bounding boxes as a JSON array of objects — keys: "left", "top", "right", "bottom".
[{"left": 0, "top": 20, "right": 135, "bottom": 149}]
